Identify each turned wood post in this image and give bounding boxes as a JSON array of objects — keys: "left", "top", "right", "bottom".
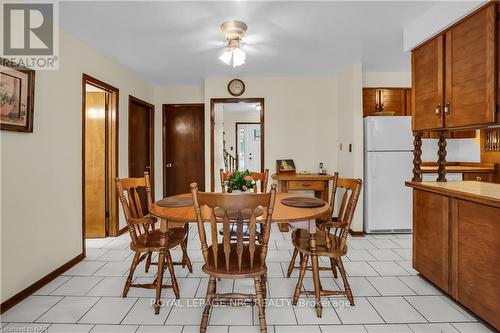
[
  {"left": 412, "top": 132, "right": 423, "bottom": 182},
  {"left": 437, "top": 132, "right": 447, "bottom": 182}
]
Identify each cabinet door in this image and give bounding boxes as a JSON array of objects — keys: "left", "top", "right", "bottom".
[
  {"left": 451, "top": 200, "right": 500, "bottom": 330},
  {"left": 412, "top": 36, "right": 445, "bottom": 131},
  {"left": 462, "top": 172, "right": 494, "bottom": 182},
  {"left": 445, "top": 4, "right": 496, "bottom": 128},
  {"left": 413, "top": 189, "right": 449, "bottom": 292},
  {"left": 363, "top": 88, "right": 378, "bottom": 117},
  {"left": 380, "top": 89, "right": 406, "bottom": 116}
]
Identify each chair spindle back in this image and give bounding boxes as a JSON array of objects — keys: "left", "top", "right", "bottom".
[
  {"left": 332, "top": 178, "right": 362, "bottom": 248},
  {"left": 191, "top": 183, "right": 277, "bottom": 272}
]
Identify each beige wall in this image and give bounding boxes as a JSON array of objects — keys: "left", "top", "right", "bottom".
[
  {"left": 204, "top": 77, "right": 339, "bottom": 192},
  {"left": 0, "top": 30, "right": 154, "bottom": 302},
  {"left": 337, "top": 64, "right": 364, "bottom": 231},
  {"left": 362, "top": 72, "right": 411, "bottom": 88}
]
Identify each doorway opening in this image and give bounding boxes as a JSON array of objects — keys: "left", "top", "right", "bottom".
[
  {"left": 82, "top": 74, "right": 119, "bottom": 245},
  {"left": 210, "top": 98, "right": 264, "bottom": 191},
  {"left": 163, "top": 104, "right": 205, "bottom": 197}
]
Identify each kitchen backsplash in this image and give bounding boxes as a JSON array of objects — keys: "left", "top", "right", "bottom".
[{"left": 422, "top": 138, "right": 480, "bottom": 162}]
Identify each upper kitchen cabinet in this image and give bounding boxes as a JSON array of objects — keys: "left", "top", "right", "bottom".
[
  {"left": 363, "top": 88, "right": 410, "bottom": 117},
  {"left": 412, "top": 35, "right": 444, "bottom": 131},
  {"left": 412, "top": 3, "right": 499, "bottom": 132}
]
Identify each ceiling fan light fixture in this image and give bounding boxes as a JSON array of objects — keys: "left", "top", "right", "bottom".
[{"left": 219, "top": 20, "right": 248, "bottom": 67}]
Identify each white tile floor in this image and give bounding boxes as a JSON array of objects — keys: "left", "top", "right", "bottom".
[{"left": 1, "top": 225, "right": 495, "bottom": 333}]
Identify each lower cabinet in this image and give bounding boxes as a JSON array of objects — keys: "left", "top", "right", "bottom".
[{"left": 413, "top": 189, "right": 500, "bottom": 330}]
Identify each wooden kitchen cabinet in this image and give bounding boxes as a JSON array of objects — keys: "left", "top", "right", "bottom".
[
  {"left": 407, "top": 181, "right": 500, "bottom": 330},
  {"left": 363, "top": 88, "right": 410, "bottom": 117},
  {"left": 422, "top": 130, "right": 476, "bottom": 139},
  {"left": 412, "top": 190, "right": 450, "bottom": 292},
  {"left": 462, "top": 172, "right": 495, "bottom": 182},
  {"left": 412, "top": 3, "right": 499, "bottom": 132}
]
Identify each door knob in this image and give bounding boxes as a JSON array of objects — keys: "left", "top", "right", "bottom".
[
  {"left": 145, "top": 166, "right": 150, "bottom": 170},
  {"left": 166, "top": 163, "right": 172, "bottom": 168}
]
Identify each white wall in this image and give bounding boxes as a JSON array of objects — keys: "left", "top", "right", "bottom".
[
  {"left": 204, "top": 77, "right": 339, "bottom": 193},
  {"left": 362, "top": 72, "right": 411, "bottom": 88},
  {"left": 403, "top": 1, "right": 486, "bottom": 51},
  {"left": 422, "top": 138, "right": 481, "bottom": 163},
  {"left": 152, "top": 85, "right": 204, "bottom": 198},
  {"left": 337, "top": 64, "right": 364, "bottom": 232},
  {"left": 0, "top": 30, "right": 154, "bottom": 302}
]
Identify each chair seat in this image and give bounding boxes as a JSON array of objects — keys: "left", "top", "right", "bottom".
[
  {"left": 131, "top": 228, "right": 186, "bottom": 252},
  {"left": 292, "top": 229, "right": 347, "bottom": 258},
  {"left": 202, "top": 243, "right": 266, "bottom": 278}
]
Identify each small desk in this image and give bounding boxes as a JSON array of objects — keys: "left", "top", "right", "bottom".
[{"left": 272, "top": 173, "right": 335, "bottom": 231}]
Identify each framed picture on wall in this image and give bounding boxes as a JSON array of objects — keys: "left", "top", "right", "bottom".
[
  {"left": 276, "top": 159, "right": 296, "bottom": 174},
  {"left": 1, "top": 58, "right": 35, "bottom": 132}
]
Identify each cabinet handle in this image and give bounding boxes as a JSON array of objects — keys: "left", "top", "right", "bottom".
[
  {"left": 435, "top": 104, "right": 442, "bottom": 116},
  {"left": 444, "top": 103, "right": 450, "bottom": 116},
  {"left": 476, "top": 176, "right": 482, "bottom": 181}
]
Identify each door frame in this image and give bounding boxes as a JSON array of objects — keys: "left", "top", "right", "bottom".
[
  {"left": 81, "top": 74, "right": 119, "bottom": 255},
  {"left": 235, "top": 121, "right": 261, "bottom": 170},
  {"left": 210, "top": 98, "right": 265, "bottom": 191},
  {"left": 162, "top": 103, "right": 205, "bottom": 197},
  {"left": 128, "top": 95, "right": 155, "bottom": 200}
]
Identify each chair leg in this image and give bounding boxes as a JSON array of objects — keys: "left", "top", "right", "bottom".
[
  {"left": 309, "top": 233, "right": 323, "bottom": 318},
  {"left": 145, "top": 252, "right": 152, "bottom": 273},
  {"left": 200, "top": 276, "right": 216, "bottom": 333},
  {"left": 330, "top": 258, "right": 338, "bottom": 278},
  {"left": 261, "top": 272, "right": 268, "bottom": 299},
  {"left": 180, "top": 240, "right": 193, "bottom": 273},
  {"left": 336, "top": 257, "right": 354, "bottom": 306},
  {"left": 165, "top": 250, "right": 180, "bottom": 299},
  {"left": 287, "top": 248, "right": 298, "bottom": 278},
  {"left": 254, "top": 276, "right": 267, "bottom": 333},
  {"left": 154, "top": 250, "right": 166, "bottom": 314},
  {"left": 123, "top": 251, "right": 141, "bottom": 298},
  {"left": 292, "top": 254, "right": 308, "bottom": 305}
]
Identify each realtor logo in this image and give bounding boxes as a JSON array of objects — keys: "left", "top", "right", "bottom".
[{"left": 1, "top": 2, "right": 59, "bottom": 69}]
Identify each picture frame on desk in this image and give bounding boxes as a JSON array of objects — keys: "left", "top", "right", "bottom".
[{"left": 276, "top": 159, "right": 296, "bottom": 174}]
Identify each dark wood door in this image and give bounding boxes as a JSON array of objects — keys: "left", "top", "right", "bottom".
[
  {"left": 163, "top": 104, "right": 205, "bottom": 197},
  {"left": 129, "top": 96, "right": 154, "bottom": 210},
  {"left": 445, "top": 4, "right": 496, "bottom": 128},
  {"left": 412, "top": 35, "right": 445, "bottom": 131}
]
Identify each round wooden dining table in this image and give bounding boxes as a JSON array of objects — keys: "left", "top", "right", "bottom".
[{"left": 150, "top": 192, "right": 330, "bottom": 317}]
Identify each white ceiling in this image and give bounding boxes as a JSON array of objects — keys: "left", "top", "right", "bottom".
[{"left": 60, "top": 1, "right": 437, "bottom": 85}]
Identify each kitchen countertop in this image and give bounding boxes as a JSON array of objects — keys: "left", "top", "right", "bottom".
[
  {"left": 420, "top": 165, "right": 495, "bottom": 173},
  {"left": 405, "top": 181, "right": 500, "bottom": 208}
]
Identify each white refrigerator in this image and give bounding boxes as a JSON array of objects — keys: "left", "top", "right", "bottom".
[{"left": 364, "top": 116, "right": 413, "bottom": 233}]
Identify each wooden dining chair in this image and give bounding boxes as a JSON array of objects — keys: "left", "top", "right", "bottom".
[
  {"left": 291, "top": 177, "right": 362, "bottom": 311},
  {"left": 287, "top": 172, "right": 339, "bottom": 278},
  {"left": 115, "top": 172, "right": 189, "bottom": 314},
  {"left": 220, "top": 168, "right": 270, "bottom": 193},
  {"left": 191, "top": 182, "right": 277, "bottom": 333}
]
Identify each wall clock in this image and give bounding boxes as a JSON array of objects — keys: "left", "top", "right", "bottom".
[{"left": 227, "top": 79, "right": 245, "bottom": 96}]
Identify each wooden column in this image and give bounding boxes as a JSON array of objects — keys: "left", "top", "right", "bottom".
[
  {"left": 437, "top": 132, "right": 447, "bottom": 182},
  {"left": 412, "top": 132, "right": 423, "bottom": 182}
]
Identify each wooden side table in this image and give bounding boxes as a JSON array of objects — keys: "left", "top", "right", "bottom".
[{"left": 271, "top": 173, "right": 335, "bottom": 232}]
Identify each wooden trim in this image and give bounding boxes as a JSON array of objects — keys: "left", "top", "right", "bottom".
[
  {"left": 82, "top": 74, "right": 119, "bottom": 251},
  {"left": 0, "top": 253, "right": 84, "bottom": 314},
  {"left": 162, "top": 103, "right": 205, "bottom": 196},
  {"left": 349, "top": 230, "right": 364, "bottom": 237},
  {"left": 235, "top": 121, "right": 261, "bottom": 170},
  {"left": 128, "top": 95, "right": 155, "bottom": 201},
  {"left": 118, "top": 225, "right": 128, "bottom": 236},
  {"left": 210, "top": 98, "right": 265, "bottom": 191}
]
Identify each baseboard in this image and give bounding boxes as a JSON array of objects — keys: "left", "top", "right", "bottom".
[
  {"left": 349, "top": 230, "right": 364, "bottom": 237},
  {"left": 0, "top": 253, "right": 85, "bottom": 314},
  {"left": 118, "top": 226, "right": 128, "bottom": 236}
]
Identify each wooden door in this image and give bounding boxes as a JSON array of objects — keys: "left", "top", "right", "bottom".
[
  {"left": 412, "top": 189, "right": 450, "bottom": 292},
  {"left": 444, "top": 4, "right": 496, "bottom": 128},
  {"left": 129, "top": 96, "right": 154, "bottom": 213},
  {"left": 85, "top": 91, "right": 107, "bottom": 238},
  {"left": 163, "top": 104, "right": 205, "bottom": 197},
  {"left": 452, "top": 200, "right": 500, "bottom": 329},
  {"left": 412, "top": 35, "right": 445, "bottom": 131}
]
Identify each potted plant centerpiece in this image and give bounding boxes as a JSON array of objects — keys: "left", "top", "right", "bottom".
[{"left": 226, "top": 170, "right": 256, "bottom": 193}]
